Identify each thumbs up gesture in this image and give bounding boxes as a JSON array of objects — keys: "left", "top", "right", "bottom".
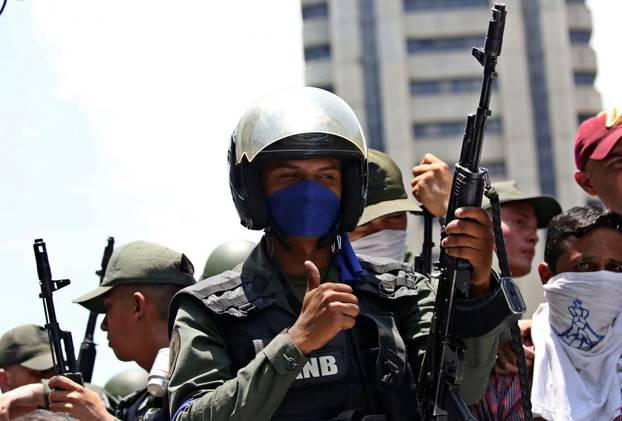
[{"left": 288, "top": 261, "right": 360, "bottom": 355}]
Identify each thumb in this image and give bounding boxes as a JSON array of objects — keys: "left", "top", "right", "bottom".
[
  {"left": 420, "top": 152, "right": 440, "bottom": 165},
  {"left": 304, "top": 260, "right": 321, "bottom": 292}
]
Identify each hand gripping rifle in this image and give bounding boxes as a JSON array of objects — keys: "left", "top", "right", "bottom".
[
  {"left": 417, "top": 4, "right": 528, "bottom": 419},
  {"left": 77, "top": 237, "right": 114, "bottom": 383},
  {"left": 33, "top": 239, "right": 83, "bottom": 385}
]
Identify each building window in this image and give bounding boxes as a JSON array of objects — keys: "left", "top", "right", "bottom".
[
  {"left": 573, "top": 72, "right": 596, "bottom": 85},
  {"left": 481, "top": 160, "right": 506, "bottom": 178},
  {"left": 577, "top": 113, "right": 594, "bottom": 126},
  {"left": 410, "top": 78, "right": 485, "bottom": 95},
  {"left": 413, "top": 118, "right": 502, "bottom": 138},
  {"left": 569, "top": 30, "right": 591, "bottom": 44},
  {"left": 407, "top": 36, "right": 484, "bottom": 54},
  {"left": 304, "top": 45, "right": 331, "bottom": 61},
  {"left": 302, "top": 3, "right": 328, "bottom": 20},
  {"left": 410, "top": 81, "right": 439, "bottom": 95},
  {"left": 404, "top": 0, "right": 488, "bottom": 11}
]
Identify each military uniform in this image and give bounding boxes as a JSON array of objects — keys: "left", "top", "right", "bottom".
[
  {"left": 169, "top": 237, "right": 510, "bottom": 421},
  {"left": 72, "top": 240, "right": 197, "bottom": 421},
  {"left": 168, "top": 87, "right": 510, "bottom": 420}
]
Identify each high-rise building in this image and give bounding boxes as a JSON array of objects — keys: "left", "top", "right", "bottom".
[{"left": 301, "top": 0, "right": 601, "bottom": 313}]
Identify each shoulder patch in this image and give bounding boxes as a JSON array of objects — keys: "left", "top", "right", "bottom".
[{"left": 169, "top": 328, "right": 181, "bottom": 376}]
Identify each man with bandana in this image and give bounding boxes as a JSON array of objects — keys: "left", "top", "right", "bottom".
[
  {"left": 530, "top": 206, "right": 622, "bottom": 420},
  {"left": 168, "top": 87, "right": 514, "bottom": 421},
  {"left": 349, "top": 148, "right": 422, "bottom": 261}
]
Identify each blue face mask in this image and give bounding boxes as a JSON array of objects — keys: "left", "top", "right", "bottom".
[
  {"left": 267, "top": 179, "right": 340, "bottom": 237},
  {"left": 266, "top": 179, "right": 363, "bottom": 284}
]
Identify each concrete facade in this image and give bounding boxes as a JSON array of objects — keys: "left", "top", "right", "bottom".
[{"left": 301, "top": 0, "right": 601, "bottom": 315}]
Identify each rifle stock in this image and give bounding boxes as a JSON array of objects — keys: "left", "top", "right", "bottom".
[{"left": 33, "top": 239, "right": 83, "bottom": 385}]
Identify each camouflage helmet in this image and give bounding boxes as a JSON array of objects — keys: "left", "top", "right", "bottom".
[
  {"left": 201, "top": 240, "right": 256, "bottom": 280},
  {"left": 104, "top": 368, "right": 148, "bottom": 401},
  {"left": 358, "top": 148, "right": 422, "bottom": 226},
  {"left": 228, "top": 87, "right": 368, "bottom": 232}
]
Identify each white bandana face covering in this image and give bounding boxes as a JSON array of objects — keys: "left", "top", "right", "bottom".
[
  {"left": 531, "top": 271, "right": 622, "bottom": 421},
  {"left": 350, "top": 229, "right": 407, "bottom": 262},
  {"left": 545, "top": 271, "right": 622, "bottom": 352}
]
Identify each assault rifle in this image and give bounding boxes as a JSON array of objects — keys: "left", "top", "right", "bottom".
[
  {"left": 33, "top": 239, "right": 83, "bottom": 385},
  {"left": 417, "top": 4, "right": 526, "bottom": 419},
  {"left": 77, "top": 237, "right": 114, "bottom": 383}
]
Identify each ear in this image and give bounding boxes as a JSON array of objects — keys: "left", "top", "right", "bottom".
[
  {"left": 538, "top": 262, "right": 554, "bottom": 285},
  {"left": 131, "top": 291, "right": 147, "bottom": 321},
  {"left": 0, "top": 368, "right": 9, "bottom": 392},
  {"left": 575, "top": 171, "right": 598, "bottom": 196}
]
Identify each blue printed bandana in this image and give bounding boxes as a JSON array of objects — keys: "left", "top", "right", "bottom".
[{"left": 267, "top": 179, "right": 340, "bottom": 237}]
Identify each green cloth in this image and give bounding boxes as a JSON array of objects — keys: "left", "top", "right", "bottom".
[{"left": 169, "top": 241, "right": 503, "bottom": 420}]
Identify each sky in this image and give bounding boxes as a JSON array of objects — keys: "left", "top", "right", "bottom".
[{"left": 0, "top": 0, "right": 620, "bottom": 386}]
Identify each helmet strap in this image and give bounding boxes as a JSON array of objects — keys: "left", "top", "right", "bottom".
[
  {"left": 266, "top": 223, "right": 292, "bottom": 252},
  {"left": 317, "top": 217, "right": 343, "bottom": 252}
]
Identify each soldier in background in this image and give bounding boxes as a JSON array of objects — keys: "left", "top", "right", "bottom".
[
  {"left": 200, "top": 240, "right": 256, "bottom": 280},
  {"left": 47, "top": 240, "right": 196, "bottom": 421},
  {"left": 0, "top": 325, "right": 113, "bottom": 419},
  {"left": 482, "top": 180, "right": 562, "bottom": 279},
  {"left": 0, "top": 325, "right": 55, "bottom": 393},
  {"left": 103, "top": 369, "right": 148, "bottom": 408},
  {"left": 349, "top": 148, "right": 422, "bottom": 261}
]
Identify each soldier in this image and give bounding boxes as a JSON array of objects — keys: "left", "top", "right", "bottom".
[
  {"left": 200, "top": 240, "right": 256, "bottom": 280},
  {"left": 482, "top": 180, "right": 562, "bottom": 278},
  {"left": 0, "top": 325, "right": 55, "bottom": 393},
  {"left": 0, "top": 325, "right": 113, "bottom": 419},
  {"left": 349, "top": 148, "right": 422, "bottom": 261},
  {"left": 168, "top": 87, "right": 511, "bottom": 420},
  {"left": 47, "top": 240, "right": 196, "bottom": 421},
  {"left": 103, "top": 369, "right": 148, "bottom": 408}
]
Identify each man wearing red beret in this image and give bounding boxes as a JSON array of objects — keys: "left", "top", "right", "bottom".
[{"left": 574, "top": 108, "right": 622, "bottom": 214}]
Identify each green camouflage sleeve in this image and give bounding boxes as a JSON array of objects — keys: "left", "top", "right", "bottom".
[
  {"left": 399, "top": 275, "right": 505, "bottom": 405},
  {"left": 168, "top": 298, "right": 308, "bottom": 421}
]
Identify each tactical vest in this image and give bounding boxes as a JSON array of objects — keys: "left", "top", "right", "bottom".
[
  {"left": 171, "top": 256, "right": 425, "bottom": 421},
  {"left": 115, "top": 388, "right": 169, "bottom": 421}
]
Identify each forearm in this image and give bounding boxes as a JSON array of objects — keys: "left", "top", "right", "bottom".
[
  {"left": 461, "top": 331, "right": 501, "bottom": 404},
  {"left": 0, "top": 382, "right": 45, "bottom": 418},
  {"left": 173, "top": 331, "right": 306, "bottom": 421}
]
